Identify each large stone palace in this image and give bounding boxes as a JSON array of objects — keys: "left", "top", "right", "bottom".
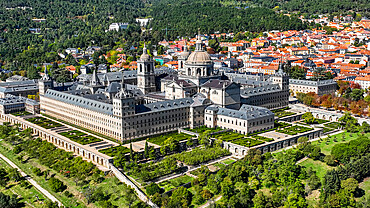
[{"left": 33, "top": 37, "right": 289, "bottom": 141}]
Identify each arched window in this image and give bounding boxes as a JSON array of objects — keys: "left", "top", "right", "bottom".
[
  {"left": 188, "top": 68, "right": 191, "bottom": 76},
  {"left": 197, "top": 68, "right": 201, "bottom": 75},
  {"left": 139, "top": 64, "right": 143, "bottom": 73}
]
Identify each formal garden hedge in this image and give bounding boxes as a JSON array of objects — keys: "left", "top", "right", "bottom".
[
  {"left": 276, "top": 125, "right": 313, "bottom": 135},
  {"left": 324, "top": 122, "right": 341, "bottom": 129},
  {"left": 172, "top": 147, "right": 231, "bottom": 166},
  {"left": 252, "top": 135, "right": 274, "bottom": 142},
  {"left": 11, "top": 111, "right": 32, "bottom": 116},
  {"left": 59, "top": 130, "right": 102, "bottom": 145},
  {"left": 231, "top": 137, "right": 264, "bottom": 147},
  {"left": 214, "top": 131, "right": 245, "bottom": 142},
  {"left": 147, "top": 132, "right": 193, "bottom": 146},
  {"left": 99, "top": 145, "right": 130, "bottom": 157},
  {"left": 184, "top": 126, "right": 223, "bottom": 134},
  {"left": 26, "top": 117, "right": 63, "bottom": 129}
]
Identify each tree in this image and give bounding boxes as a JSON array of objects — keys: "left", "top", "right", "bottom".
[
  {"left": 290, "top": 66, "right": 306, "bottom": 79},
  {"left": 42, "top": 200, "right": 59, "bottom": 208},
  {"left": 123, "top": 188, "right": 137, "bottom": 208},
  {"left": 8, "top": 168, "right": 21, "bottom": 182},
  {"left": 146, "top": 183, "right": 161, "bottom": 196},
  {"left": 169, "top": 186, "right": 192, "bottom": 207},
  {"left": 341, "top": 178, "right": 358, "bottom": 194},
  {"left": 350, "top": 89, "right": 363, "bottom": 101},
  {"left": 283, "top": 193, "right": 307, "bottom": 208},
  {"left": 0, "top": 193, "right": 20, "bottom": 208},
  {"left": 27, "top": 66, "right": 41, "bottom": 79},
  {"left": 198, "top": 131, "right": 211, "bottom": 148},
  {"left": 48, "top": 177, "right": 66, "bottom": 192}
]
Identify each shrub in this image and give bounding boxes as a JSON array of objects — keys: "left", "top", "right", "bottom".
[
  {"left": 146, "top": 182, "right": 161, "bottom": 195},
  {"left": 48, "top": 177, "right": 66, "bottom": 192},
  {"left": 32, "top": 167, "right": 42, "bottom": 176}
]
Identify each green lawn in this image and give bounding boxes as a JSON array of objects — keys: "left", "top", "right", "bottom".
[
  {"left": 220, "top": 158, "right": 235, "bottom": 165},
  {"left": 276, "top": 125, "right": 313, "bottom": 135},
  {"left": 26, "top": 117, "right": 63, "bottom": 129},
  {"left": 274, "top": 111, "right": 296, "bottom": 118},
  {"left": 312, "top": 132, "right": 365, "bottom": 155},
  {"left": 158, "top": 175, "right": 194, "bottom": 192},
  {"left": 99, "top": 145, "right": 130, "bottom": 157},
  {"left": 300, "top": 158, "right": 334, "bottom": 179},
  {"left": 324, "top": 122, "right": 341, "bottom": 129},
  {"left": 147, "top": 132, "right": 193, "bottom": 146},
  {"left": 0, "top": 158, "right": 46, "bottom": 208}
]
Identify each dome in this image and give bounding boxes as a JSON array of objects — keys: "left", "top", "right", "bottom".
[
  {"left": 186, "top": 51, "right": 212, "bottom": 65},
  {"left": 140, "top": 53, "right": 151, "bottom": 61}
]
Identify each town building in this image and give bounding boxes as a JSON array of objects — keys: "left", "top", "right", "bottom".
[{"left": 289, "top": 79, "right": 337, "bottom": 96}]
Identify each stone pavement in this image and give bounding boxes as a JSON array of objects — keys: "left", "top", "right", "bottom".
[{"left": 0, "top": 153, "right": 63, "bottom": 207}]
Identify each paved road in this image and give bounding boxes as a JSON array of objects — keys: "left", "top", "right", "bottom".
[{"left": 0, "top": 153, "right": 63, "bottom": 207}]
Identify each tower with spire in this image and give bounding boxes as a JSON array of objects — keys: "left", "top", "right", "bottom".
[
  {"left": 271, "top": 61, "right": 290, "bottom": 106},
  {"left": 137, "top": 44, "right": 156, "bottom": 94},
  {"left": 39, "top": 67, "right": 54, "bottom": 95},
  {"left": 113, "top": 72, "right": 135, "bottom": 117}
]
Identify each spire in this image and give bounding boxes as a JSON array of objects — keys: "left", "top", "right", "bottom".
[
  {"left": 184, "top": 40, "right": 188, "bottom": 52},
  {"left": 143, "top": 43, "right": 147, "bottom": 54},
  {"left": 120, "top": 71, "right": 125, "bottom": 90},
  {"left": 41, "top": 67, "right": 50, "bottom": 81},
  {"left": 195, "top": 28, "right": 203, "bottom": 51},
  {"left": 91, "top": 69, "right": 100, "bottom": 86}
]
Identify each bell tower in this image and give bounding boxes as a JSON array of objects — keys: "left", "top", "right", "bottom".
[{"left": 137, "top": 44, "right": 156, "bottom": 94}]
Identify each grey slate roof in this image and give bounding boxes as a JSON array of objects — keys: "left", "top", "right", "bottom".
[
  {"left": 289, "top": 79, "right": 336, "bottom": 86},
  {"left": 206, "top": 104, "right": 273, "bottom": 120},
  {"left": 136, "top": 97, "right": 194, "bottom": 113},
  {"left": 44, "top": 89, "right": 113, "bottom": 114},
  {"left": 241, "top": 84, "right": 281, "bottom": 97}
]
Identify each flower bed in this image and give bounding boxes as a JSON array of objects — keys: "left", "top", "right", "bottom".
[
  {"left": 276, "top": 125, "right": 313, "bottom": 135},
  {"left": 147, "top": 132, "right": 193, "bottom": 146},
  {"left": 59, "top": 130, "right": 102, "bottom": 145},
  {"left": 99, "top": 145, "right": 130, "bottom": 157},
  {"left": 26, "top": 117, "right": 63, "bottom": 129}
]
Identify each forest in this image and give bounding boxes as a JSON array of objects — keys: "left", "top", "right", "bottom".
[{"left": 0, "top": 0, "right": 307, "bottom": 71}]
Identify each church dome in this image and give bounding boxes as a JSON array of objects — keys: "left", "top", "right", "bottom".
[
  {"left": 186, "top": 51, "right": 212, "bottom": 65},
  {"left": 140, "top": 44, "right": 151, "bottom": 61}
]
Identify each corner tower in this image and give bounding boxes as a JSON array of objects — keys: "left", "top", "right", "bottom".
[{"left": 39, "top": 68, "right": 54, "bottom": 95}]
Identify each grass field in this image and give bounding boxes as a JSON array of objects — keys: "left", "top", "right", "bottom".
[
  {"left": 158, "top": 175, "right": 194, "bottom": 192},
  {"left": 300, "top": 159, "right": 334, "bottom": 179},
  {"left": 220, "top": 158, "right": 235, "bottom": 165},
  {"left": 147, "top": 132, "right": 193, "bottom": 146},
  {"left": 0, "top": 158, "right": 46, "bottom": 208},
  {"left": 312, "top": 132, "right": 366, "bottom": 155}
]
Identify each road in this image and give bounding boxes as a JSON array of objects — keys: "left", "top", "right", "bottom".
[
  {"left": 199, "top": 195, "right": 222, "bottom": 208},
  {"left": 0, "top": 152, "right": 63, "bottom": 207}
]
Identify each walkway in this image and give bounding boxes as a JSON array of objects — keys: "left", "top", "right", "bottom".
[
  {"left": 0, "top": 153, "right": 63, "bottom": 207},
  {"left": 155, "top": 155, "right": 233, "bottom": 184},
  {"left": 199, "top": 195, "right": 222, "bottom": 208}
]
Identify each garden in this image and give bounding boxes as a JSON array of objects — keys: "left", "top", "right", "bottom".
[
  {"left": 214, "top": 131, "right": 245, "bottom": 142},
  {"left": 324, "top": 122, "right": 341, "bottom": 130},
  {"left": 276, "top": 125, "right": 313, "bottom": 135},
  {"left": 26, "top": 117, "right": 63, "bottom": 129},
  {"left": 172, "top": 147, "right": 231, "bottom": 166},
  {"left": 147, "top": 132, "right": 193, "bottom": 146},
  {"left": 231, "top": 137, "right": 264, "bottom": 147},
  {"left": 11, "top": 111, "right": 32, "bottom": 116},
  {"left": 272, "top": 109, "right": 296, "bottom": 118},
  {"left": 158, "top": 175, "right": 194, "bottom": 192},
  {"left": 0, "top": 123, "right": 144, "bottom": 208},
  {"left": 127, "top": 157, "right": 180, "bottom": 182},
  {"left": 99, "top": 145, "right": 130, "bottom": 157},
  {"left": 184, "top": 126, "right": 223, "bottom": 134},
  {"left": 59, "top": 130, "right": 102, "bottom": 145},
  {"left": 252, "top": 135, "right": 274, "bottom": 142}
]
